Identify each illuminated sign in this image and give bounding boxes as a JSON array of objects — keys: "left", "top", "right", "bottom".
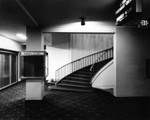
[
  {"left": 139, "top": 20, "right": 150, "bottom": 28},
  {"left": 115, "top": 0, "right": 132, "bottom": 15},
  {"left": 116, "top": 0, "right": 142, "bottom": 26},
  {"left": 21, "top": 51, "right": 45, "bottom": 56}
]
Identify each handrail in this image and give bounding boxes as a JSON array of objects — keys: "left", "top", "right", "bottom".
[
  {"left": 90, "top": 52, "right": 106, "bottom": 71},
  {"left": 56, "top": 48, "right": 111, "bottom": 72},
  {"left": 55, "top": 47, "right": 113, "bottom": 82}
]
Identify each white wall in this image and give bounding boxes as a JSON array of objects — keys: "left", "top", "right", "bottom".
[
  {"left": 92, "top": 60, "right": 115, "bottom": 90},
  {"left": 0, "top": 35, "right": 22, "bottom": 51},
  {"left": 115, "top": 27, "right": 150, "bottom": 97},
  {"left": 46, "top": 33, "right": 71, "bottom": 81},
  {"left": 71, "top": 34, "right": 113, "bottom": 61},
  {"left": 0, "top": 35, "right": 22, "bottom": 82}
]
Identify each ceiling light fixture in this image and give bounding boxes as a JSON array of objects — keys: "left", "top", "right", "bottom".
[
  {"left": 80, "top": 17, "right": 86, "bottom": 26},
  {"left": 16, "top": 33, "right": 27, "bottom": 40}
]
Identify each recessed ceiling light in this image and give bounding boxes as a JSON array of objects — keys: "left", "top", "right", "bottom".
[{"left": 16, "top": 33, "right": 27, "bottom": 40}]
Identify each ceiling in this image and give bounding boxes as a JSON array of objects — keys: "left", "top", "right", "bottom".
[{"left": 0, "top": 0, "right": 118, "bottom": 41}]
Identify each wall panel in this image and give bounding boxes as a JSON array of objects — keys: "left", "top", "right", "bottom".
[{"left": 71, "top": 34, "right": 113, "bottom": 61}]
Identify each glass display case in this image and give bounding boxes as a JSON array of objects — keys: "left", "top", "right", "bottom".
[{"left": 20, "top": 51, "right": 48, "bottom": 79}]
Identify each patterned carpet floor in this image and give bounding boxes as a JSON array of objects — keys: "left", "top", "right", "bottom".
[{"left": 0, "top": 80, "right": 150, "bottom": 120}]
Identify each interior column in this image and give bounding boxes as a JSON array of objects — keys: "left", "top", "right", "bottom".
[{"left": 25, "top": 27, "right": 45, "bottom": 100}]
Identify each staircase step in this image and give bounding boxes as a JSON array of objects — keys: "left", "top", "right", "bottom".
[
  {"left": 66, "top": 76, "right": 90, "bottom": 81},
  {"left": 75, "top": 70, "right": 96, "bottom": 76},
  {"left": 71, "top": 73, "right": 91, "bottom": 78},
  {"left": 62, "top": 79, "right": 91, "bottom": 85},
  {"left": 50, "top": 86, "right": 93, "bottom": 92},
  {"left": 58, "top": 83, "right": 91, "bottom": 88}
]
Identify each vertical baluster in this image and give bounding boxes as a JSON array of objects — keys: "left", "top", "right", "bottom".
[
  {"left": 70, "top": 64, "right": 71, "bottom": 74},
  {"left": 84, "top": 58, "right": 85, "bottom": 68},
  {"left": 69, "top": 64, "right": 71, "bottom": 74},
  {"left": 78, "top": 60, "right": 79, "bottom": 70},
  {"left": 73, "top": 62, "right": 74, "bottom": 72},
  {"left": 85, "top": 58, "right": 86, "bottom": 67},
  {"left": 65, "top": 65, "right": 66, "bottom": 78},
  {"left": 91, "top": 55, "right": 93, "bottom": 64},
  {"left": 77, "top": 61, "right": 78, "bottom": 71},
  {"left": 106, "top": 50, "right": 107, "bottom": 59},
  {"left": 82, "top": 59, "right": 84, "bottom": 68},
  {"left": 90, "top": 55, "right": 91, "bottom": 65},
  {"left": 110, "top": 50, "right": 112, "bottom": 58},
  {"left": 79, "top": 60, "right": 81, "bottom": 69},
  {"left": 104, "top": 51, "right": 105, "bottom": 60},
  {"left": 94, "top": 55, "right": 96, "bottom": 61},
  {"left": 88, "top": 56, "right": 89, "bottom": 66},
  {"left": 87, "top": 57, "right": 88, "bottom": 66},
  {"left": 93, "top": 55, "right": 94, "bottom": 64},
  {"left": 75, "top": 61, "right": 77, "bottom": 71},
  {"left": 61, "top": 67, "right": 65, "bottom": 79},
  {"left": 98, "top": 52, "right": 99, "bottom": 61},
  {"left": 79, "top": 60, "right": 80, "bottom": 70},
  {"left": 66, "top": 64, "right": 67, "bottom": 75},
  {"left": 110, "top": 49, "right": 111, "bottom": 58},
  {"left": 112, "top": 48, "right": 113, "bottom": 58},
  {"left": 60, "top": 69, "right": 61, "bottom": 81},
  {"left": 73, "top": 62, "right": 76, "bottom": 72},
  {"left": 81, "top": 59, "right": 82, "bottom": 68},
  {"left": 97, "top": 53, "right": 98, "bottom": 62}
]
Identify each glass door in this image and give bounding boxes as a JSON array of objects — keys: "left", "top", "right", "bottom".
[
  {"left": 0, "top": 53, "right": 10, "bottom": 88},
  {"left": 0, "top": 51, "right": 18, "bottom": 89},
  {"left": 11, "top": 54, "right": 17, "bottom": 84}
]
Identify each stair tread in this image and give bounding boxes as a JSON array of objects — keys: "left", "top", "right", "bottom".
[
  {"left": 71, "top": 74, "right": 91, "bottom": 78},
  {"left": 62, "top": 79, "right": 91, "bottom": 85},
  {"left": 58, "top": 83, "right": 91, "bottom": 88},
  {"left": 66, "top": 76, "right": 90, "bottom": 80},
  {"left": 50, "top": 86, "right": 93, "bottom": 92}
]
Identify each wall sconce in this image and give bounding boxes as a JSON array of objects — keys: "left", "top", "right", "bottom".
[{"left": 80, "top": 17, "right": 86, "bottom": 26}]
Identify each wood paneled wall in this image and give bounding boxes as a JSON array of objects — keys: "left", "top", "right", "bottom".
[{"left": 71, "top": 34, "right": 113, "bottom": 61}]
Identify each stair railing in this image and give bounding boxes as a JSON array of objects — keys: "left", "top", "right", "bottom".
[
  {"left": 55, "top": 47, "right": 113, "bottom": 82},
  {"left": 90, "top": 47, "right": 113, "bottom": 72},
  {"left": 90, "top": 52, "right": 106, "bottom": 71}
]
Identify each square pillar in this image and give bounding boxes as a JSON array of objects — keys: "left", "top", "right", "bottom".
[{"left": 25, "top": 27, "right": 45, "bottom": 100}]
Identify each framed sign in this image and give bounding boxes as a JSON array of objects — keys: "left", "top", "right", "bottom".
[{"left": 116, "top": 0, "right": 142, "bottom": 26}]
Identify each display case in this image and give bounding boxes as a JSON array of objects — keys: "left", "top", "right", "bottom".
[{"left": 20, "top": 51, "right": 48, "bottom": 79}]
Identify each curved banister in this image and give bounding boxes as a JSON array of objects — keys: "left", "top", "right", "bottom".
[
  {"left": 90, "top": 47, "right": 113, "bottom": 71},
  {"left": 55, "top": 47, "right": 113, "bottom": 82},
  {"left": 90, "top": 52, "right": 106, "bottom": 71}
]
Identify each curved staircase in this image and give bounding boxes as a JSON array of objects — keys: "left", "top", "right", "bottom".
[{"left": 49, "top": 58, "right": 112, "bottom": 92}]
